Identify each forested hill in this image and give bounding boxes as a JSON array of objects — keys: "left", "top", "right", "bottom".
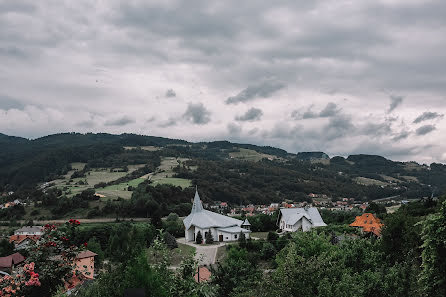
[{"left": 1, "top": 132, "right": 445, "bottom": 205}]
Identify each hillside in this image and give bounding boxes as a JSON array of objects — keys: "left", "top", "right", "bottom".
[{"left": 0, "top": 132, "right": 445, "bottom": 220}]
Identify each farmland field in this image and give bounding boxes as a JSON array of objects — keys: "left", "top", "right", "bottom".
[
  {"left": 229, "top": 148, "right": 276, "bottom": 162},
  {"left": 151, "top": 178, "right": 192, "bottom": 188}
]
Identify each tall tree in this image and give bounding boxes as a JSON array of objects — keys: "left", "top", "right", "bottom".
[{"left": 419, "top": 200, "right": 446, "bottom": 297}]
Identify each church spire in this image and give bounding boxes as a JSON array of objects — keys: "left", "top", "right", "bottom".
[{"left": 191, "top": 187, "right": 203, "bottom": 213}]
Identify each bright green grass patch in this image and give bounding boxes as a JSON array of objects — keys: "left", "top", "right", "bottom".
[
  {"left": 151, "top": 178, "right": 192, "bottom": 188},
  {"left": 169, "top": 243, "right": 196, "bottom": 266}
]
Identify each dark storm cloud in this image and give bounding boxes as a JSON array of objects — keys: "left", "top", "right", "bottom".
[
  {"left": 416, "top": 125, "right": 436, "bottom": 136},
  {"left": 0, "top": 95, "right": 25, "bottom": 110},
  {"left": 293, "top": 102, "right": 341, "bottom": 119},
  {"left": 165, "top": 89, "right": 176, "bottom": 98},
  {"left": 105, "top": 116, "right": 135, "bottom": 126},
  {"left": 235, "top": 108, "right": 263, "bottom": 122},
  {"left": 226, "top": 80, "right": 285, "bottom": 104},
  {"left": 388, "top": 95, "right": 404, "bottom": 113},
  {"left": 413, "top": 112, "right": 444, "bottom": 124},
  {"left": 183, "top": 102, "right": 211, "bottom": 124}
]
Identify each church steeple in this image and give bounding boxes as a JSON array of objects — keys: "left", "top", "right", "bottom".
[{"left": 191, "top": 187, "right": 203, "bottom": 213}]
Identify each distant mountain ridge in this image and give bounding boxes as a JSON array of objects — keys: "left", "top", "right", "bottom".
[{"left": 0, "top": 132, "right": 445, "bottom": 202}]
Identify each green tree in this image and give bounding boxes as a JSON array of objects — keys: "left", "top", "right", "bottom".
[
  {"left": 419, "top": 200, "right": 446, "bottom": 297},
  {"left": 0, "top": 239, "right": 14, "bottom": 257},
  {"left": 205, "top": 230, "right": 214, "bottom": 244},
  {"left": 87, "top": 237, "right": 104, "bottom": 266},
  {"left": 196, "top": 231, "right": 203, "bottom": 244}
]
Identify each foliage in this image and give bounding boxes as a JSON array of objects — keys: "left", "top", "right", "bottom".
[
  {"left": 419, "top": 200, "right": 446, "bottom": 297},
  {"left": 163, "top": 213, "right": 184, "bottom": 238},
  {"left": 196, "top": 231, "right": 203, "bottom": 244},
  {"left": 211, "top": 246, "right": 261, "bottom": 297},
  {"left": 0, "top": 239, "right": 14, "bottom": 257},
  {"left": 205, "top": 231, "right": 214, "bottom": 244},
  {"left": 163, "top": 232, "right": 178, "bottom": 249}
]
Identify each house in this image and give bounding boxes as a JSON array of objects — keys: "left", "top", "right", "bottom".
[
  {"left": 14, "top": 226, "right": 44, "bottom": 236},
  {"left": 350, "top": 213, "right": 383, "bottom": 237},
  {"left": 183, "top": 190, "right": 251, "bottom": 242},
  {"left": 9, "top": 235, "right": 40, "bottom": 250},
  {"left": 74, "top": 250, "right": 97, "bottom": 279},
  {"left": 0, "top": 252, "right": 25, "bottom": 274},
  {"left": 277, "top": 207, "right": 327, "bottom": 232},
  {"left": 66, "top": 250, "right": 97, "bottom": 291}
]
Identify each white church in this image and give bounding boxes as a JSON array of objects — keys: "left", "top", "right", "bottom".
[{"left": 183, "top": 190, "right": 251, "bottom": 242}]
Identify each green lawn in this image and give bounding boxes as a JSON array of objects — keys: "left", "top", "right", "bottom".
[
  {"left": 100, "top": 178, "right": 147, "bottom": 191},
  {"left": 250, "top": 232, "right": 269, "bottom": 240},
  {"left": 151, "top": 178, "right": 192, "bottom": 189}
]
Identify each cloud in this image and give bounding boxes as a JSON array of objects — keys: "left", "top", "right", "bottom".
[
  {"left": 416, "top": 124, "right": 436, "bottom": 136},
  {"left": 227, "top": 123, "right": 242, "bottom": 135},
  {"left": 388, "top": 95, "right": 404, "bottom": 113},
  {"left": 293, "top": 102, "right": 341, "bottom": 119},
  {"left": 158, "top": 118, "right": 177, "bottom": 128},
  {"left": 235, "top": 107, "right": 263, "bottom": 122},
  {"left": 183, "top": 102, "right": 211, "bottom": 124},
  {"left": 226, "top": 80, "right": 285, "bottom": 104},
  {"left": 0, "top": 95, "right": 26, "bottom": 110},
  {"left": 105, "top": 116, "right": 135, "bottom": 126},
  {"left": 392, "top": 130, "right": 411, "bottom": 141},
  {"left": 324, "top": 114, "right": 354, "bottom": 140},
  {"left": 413, "top": 111, "right": 444, "bottom": 123},
  {"left": 165, "top": 89, "right": 176, "bottom": 98}
]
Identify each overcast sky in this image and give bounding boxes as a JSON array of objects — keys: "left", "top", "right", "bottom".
[{"left": 1, "top": 0, "right": 446, "bottom": 163}]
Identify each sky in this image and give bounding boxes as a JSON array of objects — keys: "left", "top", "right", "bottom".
[{"left": 1, "top": 0, "right": 446, "bottom": 164}]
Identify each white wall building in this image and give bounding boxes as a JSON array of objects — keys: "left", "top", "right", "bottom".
[
  {"left": 277, "top": 208, "right": 327, "bottom": 232},
  {"left": 183, "top": 190, "right": 251, "bottom": 242},
  {"left": 14, "top": 226, "right": 43, "bottom": 236}
]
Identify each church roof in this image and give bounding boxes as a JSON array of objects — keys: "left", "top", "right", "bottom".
[
  {"left": 183, "top": 190, "right": 243, "bottom": 229},
  {"left": 217, "top": 226, "right": 251, "bottom": 234},
  {"left": 279, "top": 208, "right": 327, "bottom": 227},
  {"left": 242, "top": 218, "right": 251, "bottom": 226}
]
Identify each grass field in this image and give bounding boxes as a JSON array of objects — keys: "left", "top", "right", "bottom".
[
  {"left": 354, "top": 177, "right": 388, "bottom": 187},
  {"left": 229, "top": 148, "right": 276, "bottom": 162},
  {"left": 148, "top": 157, "right": 192, "bottom": 189},
  {"left": 151, "top": 178, "right": 192, "bottom": 188},
  {"left": 250, "top": 231, "right": 269, "bottom": 240}
]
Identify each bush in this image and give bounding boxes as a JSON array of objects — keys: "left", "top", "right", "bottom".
[
  {"left": 205, "top": 230, "right": 214, "bottom": 244},
  {"left": 196, "top": 231, "right": 203, "bottom": 244},
  {"left": 163, "top": 232, "right": 178, "bottom": 249}
]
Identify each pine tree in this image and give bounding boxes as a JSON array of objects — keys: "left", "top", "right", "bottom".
[
  {"left": 205, "top": 230, "right": 214, "bottom": 244},
  {"left": 196, "top": 231, "right": 203, "bottom": 244},
  {"left": 238, "top": 232, "right": 246, "bottom": 248}
]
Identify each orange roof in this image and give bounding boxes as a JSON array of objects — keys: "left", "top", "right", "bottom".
[
  {"left": 194, "top": 266, "right": 211, "bottom": 282},
  {"left": 9, "top": 235, "right": 40, "bottom": 244},
  {"left": 350, "top": 213, "right": 383, "bottom": 236}
]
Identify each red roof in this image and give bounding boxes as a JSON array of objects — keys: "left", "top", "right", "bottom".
[
  {"left": 0, "top": 252, "right": 25, "bottom": 268},
  {"left": 350, "top": 213, "right": 383, "bottom": 236},
  {"left": 76, "top": 250, "right": 97, "bottom": 259},
  {"left": 194, "top": 266, "right": 211, "bottom": 282},
  {"left": 9, "top": 235, "right": 40, "bottom": 244}
]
